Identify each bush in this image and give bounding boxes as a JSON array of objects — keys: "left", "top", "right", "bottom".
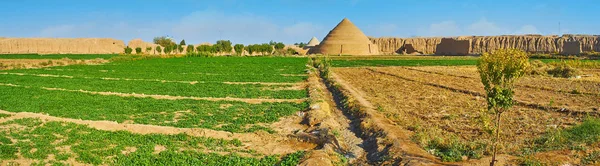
[
  {"left": 186, "top": 45, "right": 195, "bottom": 53},
  {"left": 155, "top": 46, "right": 162, "bottom": 54},
  {"left": 178, "top": 45, "right": 184, "bottom": 53},
  {"left": 547, "top": 62, "right": 581, "bottom": 78},
  {"left": 186, "top": 51, "right": 214, "bottom": 57},
  {"left": 286, "top": 48, "right": 298, "bottom": 55},
  {"left": 274, "top": 42, "right": 285, "bottom": 50},
  {"left": 196, "top": 45, "right": 214, "bottom": 53},
  {"left": 146, "top": 47, "right": 152, "bottom": 53},
  {"left": 135, "top": 47, "right": 142, "bottom": 54},
  {"left": 214, "top": 40, "right": 232, "bottom": 53},
  {"left": 234, "top": 44, "right": 244, "bottom": 55},
  {"left": 124, "top": 47, "right": 133, "bottom": 54}
]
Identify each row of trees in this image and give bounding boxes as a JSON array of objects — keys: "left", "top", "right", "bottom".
[{"left": 125, "top": 36, "right": 298, "bottom": 55}]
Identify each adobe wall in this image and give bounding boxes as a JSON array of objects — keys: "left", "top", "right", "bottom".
[
  {"left": 371, "top": 35, "right": 600, "bottom": 55},
  {"left": 0, "top": 38, "right": 125, "bottom": 54},
  {"left": 435, "top": 38, "right": 471, "bottom": 55}
]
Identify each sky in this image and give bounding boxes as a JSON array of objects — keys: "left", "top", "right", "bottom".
[{"left": 1, "top": 0, "right": 598, "bottom": 45}]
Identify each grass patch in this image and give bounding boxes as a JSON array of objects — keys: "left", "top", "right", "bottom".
[
  {"left": 0, "top": 85, "right": 307, "bottom": 133},
  {"left": 0, "top": 113, "right": 10, "bottom": 118},
  {"left": 523, "top": 118, "right": 600, "bottom": 153},
  {"left": 0, "top": 54, "right": 119, "bottom": 60},
  {"left": 0, "top": 118, "right": 304, "bottom": 165},
  {"left": 8, "top": 57, "right": 308, "bottom": 83},
  {"left": 0, "top": 74, "right": 307, "bottom": 99}
]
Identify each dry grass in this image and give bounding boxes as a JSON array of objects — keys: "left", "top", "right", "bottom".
[{"left": 332, "top": 66, "right": 598, "bottom": 162}]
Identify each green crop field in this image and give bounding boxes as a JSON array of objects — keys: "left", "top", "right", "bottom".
[
  {"left": 0, "top": 56, "right": 309, "bottom": 165},
  {"left": 0, "top": 54, "right": 120, "bottom": 59}
]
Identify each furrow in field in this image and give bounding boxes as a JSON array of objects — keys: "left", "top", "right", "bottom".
[
  {"left": 0, "top": 83, "right": 305, "bottom": 104},
  {"left": 405, "top": 66, "right": 600, "bottom": 96},
  {"left": 331, "top": 67, "right": 584, "bottom": 154},
  {"left": 367, "top": 67, "right": 600, "bottom": 115},
  {"left": 0, "top": 72, "right": 305, "bottom": 86},
  {"left": 0, "top": 109, "right": 314, "bottom": 156}
]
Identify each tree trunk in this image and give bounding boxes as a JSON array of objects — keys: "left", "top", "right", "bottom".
[{"left": 490, "top": 111, "right": 503, "bottom": 166}]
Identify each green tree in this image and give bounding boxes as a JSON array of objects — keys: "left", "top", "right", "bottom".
[
  {"left": 135, "top": 47, "right": 142, "bottom": 54},
  {"left": 179, "top": 39, "right": 186, "bottom": 46},
  {"left": 476, "top": 49, "right": 530, "bottom": 166},
  {"left": 153, "top": 36, "right": 175, "bottom": 47},
  {"left": 155, "top": 46, "right": 162, "bottom": 54},
  {"left": 124, "top": 47, "right": 133, "bottom": 54},
  {"left": 234, "top": 44, "right": 244, "bottom": 55},
  {"left": 274, "top": 42, "right": 285, "bottom": 50},
  {"left": 146, "top": 47, "right": 152, "bottom": 53},
  {"left": 164, "top": 46, "right": 172, "bottom": 54},
  {"left": 186, "top": 45, "right": 195, "bottom": 53},
  {"left": 196, "top": 45, "right": 213, "bottom": 52},
  {"left": 178, "top": 45, "right": 184, "bottom": 53},
  {"left": 214, "top": 40, "right": 232, "bottom": 53}
]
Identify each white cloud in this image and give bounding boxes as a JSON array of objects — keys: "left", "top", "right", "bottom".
[
  {"left": 37, "top": 10, "right": 325, "bottom": 45},
  {"left": 466, "top": 18, "right": 507, "bottom": 36},
  {"left": 514, "top": 25, "right": 541, "bottom": 35}
]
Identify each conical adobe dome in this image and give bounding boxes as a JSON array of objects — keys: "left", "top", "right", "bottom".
[
  {"left": 309, "top": 18, "right": 379, "bottom": 55},
  {"left": 307, "top": 37, "right": 320, "bottom": 46}
]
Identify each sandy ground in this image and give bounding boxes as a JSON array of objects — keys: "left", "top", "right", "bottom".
[{"left": 331, "top": 66, "right": 598, "bottom": 165}]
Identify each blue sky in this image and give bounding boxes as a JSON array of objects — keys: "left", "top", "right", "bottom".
[{"left": 1, "top": 0, "right": 598, "bottom": 45}]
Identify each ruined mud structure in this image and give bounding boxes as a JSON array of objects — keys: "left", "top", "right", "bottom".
[
  {"left": 372, "top": 34, "right": 600, "bottom": 55},
  {"left": 309, "top": 18, "right": 379, "bottom": 55},
  {"left": 435, "top": 38, "right": 471, "bottom": 55},
  {"left": 562, "top": 40, "right": 582, "bottom": 55}
]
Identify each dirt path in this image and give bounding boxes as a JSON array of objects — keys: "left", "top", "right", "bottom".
[
  {"left": 300, "top": 68, "right": 366, "bottom": 165},
  {"left": 0, "top": 109, "right": 314, "bottom": 156},
  {"left": 0, "top": 83, "right": 306, "bottom": 104}
]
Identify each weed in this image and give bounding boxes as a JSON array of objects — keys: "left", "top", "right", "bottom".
[{"left": 582, "top": 151, "right": 600, "bottom": 165}]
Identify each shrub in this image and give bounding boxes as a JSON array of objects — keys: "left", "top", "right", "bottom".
[
  {"left": 528, "top": 60, "right": 549, "bottom": 76},
  {"left": 234, "top": 44, "right": 244, "bottom": 55},
  {"left": 135, "top": 47, "right": 142, "bottom": 54},
  {"left": 178, "top": 45, "right": 184, "bottom": 53},
  {"left": 186, "top": 51, "right": 214, "bottom": 57},
  {"left": 186, "top": 45, "right": 195, "bottom": 53},
  {"left": 214, "top": 40, "right": 232, "bottom": 53},
  {"left": 286, "top": 48, "right": 298, "bottom": 55},
  {"left": 547, "top": 62, "right": 581, "bottom": 78},
  {"left": 196, "top": 45, "right": 213, "bottom": 53},
  {"left": 477, "top": 49, "right": 530, "bottom": 165},
  {"left": 274, "top": 42, "right": 285, "bottom": 50},
  {"left": 155, "top": 46, "right": 162, "bottom": 54},
  {"left": 145, "top": 47, "right": 152, "bottom": 53},
  {"left": 164, "top": 46, "right": 172, "bottom": 54},
  {"left": 124, "top": 47, "right": 133, "bottom": 54}
]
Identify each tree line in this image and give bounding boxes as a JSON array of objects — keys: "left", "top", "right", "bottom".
[{"left": 124, "top": 36, "right": 299, "bottom": 55}]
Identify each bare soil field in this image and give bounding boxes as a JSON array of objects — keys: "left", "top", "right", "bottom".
[{"left": 331, "top": 66, "right": 600, "bottom": 165}]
